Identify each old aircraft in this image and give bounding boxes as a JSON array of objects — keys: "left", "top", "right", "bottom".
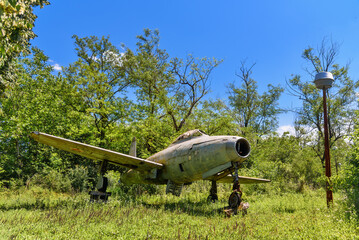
[{"left": 31, "top": 129, "right": 270, "bottom": 213}]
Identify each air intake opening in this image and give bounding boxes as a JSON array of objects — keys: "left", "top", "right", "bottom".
[{"left": 236, "top": 138, "right": 250, "bottom": 157}]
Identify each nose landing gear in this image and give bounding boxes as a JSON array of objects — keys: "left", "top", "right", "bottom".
[
  {"left": 228, "top": 180, "right": 242, "bottom": 215},
  {"left": 225, "top": 162, "right": 244, "bottom": 216}
]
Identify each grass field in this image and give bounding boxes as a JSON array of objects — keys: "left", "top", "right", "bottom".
[{"left": 0, "top": 183, "right": 358, "bottom": 239}]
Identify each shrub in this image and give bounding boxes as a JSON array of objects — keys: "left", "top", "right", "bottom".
[
  {"left": 67, "top": 165, "right": 89, "bottom": 192},
  {"left": 341, "top": 147, "right": 359, "bottom": 220}
]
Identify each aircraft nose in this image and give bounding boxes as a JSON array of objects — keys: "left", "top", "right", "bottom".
[
  {"left": 225, "top": 137, "right": 251, "bottom": 162},
  {"left": 235, "top": 138, "right": 250, "bottom": 157}
]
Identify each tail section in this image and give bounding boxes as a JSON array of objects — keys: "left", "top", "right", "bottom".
[{"left": 129, "top": 137, "right": 136, "bottom": 157}]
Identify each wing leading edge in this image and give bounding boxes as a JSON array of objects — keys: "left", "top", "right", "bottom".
[{"left": 30, "top": 132, "right": 163, "bottom": 172}]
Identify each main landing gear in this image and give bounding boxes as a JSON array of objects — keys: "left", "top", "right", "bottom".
[
  {"left": 89, "top": 160, "right": 111, "bottom": 202},
  {"left": 207, "top": 180, "right": 218, "bottom": 203}
]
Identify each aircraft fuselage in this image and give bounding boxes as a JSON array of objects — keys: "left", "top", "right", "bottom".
[{"left": 121, "top": 135, "right": 250, "bottom": 185}]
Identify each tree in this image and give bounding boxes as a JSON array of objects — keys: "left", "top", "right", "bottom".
[
  {"left": 126, "top": 29, "right": 172, "bottom": 118},
  {"left": 128, "top": 29, "right": 221, "bottom": 130},
  {"left": 62, "top": 35, "right": 133, "bottom": 148},
  {"left": 247, "top": 133, "right": 322, "bottom": 193},
  {"left": 228, "top": 61, "right": 284, "bottom": 136},
  {"left": 120, "top": 29, "right": 223, "bottom": 156},
  {"left": 168, "top": 55, "right": 222, "bottom": 132},
  {"left": 189, "top": 99, "right": 236, "bottom": 135},
  {"left": 0, "top": 0, "right": 49, "bottom": 93},
  {"left": 127, "top": 29, "right": 222, "bottom": 133},
  {"left": 287, "top": 39, "right": 359, "bottom": 168},
  {"left": 0, "top": 47, "right": 75, "bottom": 182}
]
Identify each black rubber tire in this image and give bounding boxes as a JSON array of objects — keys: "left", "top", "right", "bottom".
[
  {"left": 228, "top": 192, "right": 242, "bottom": 215},
  {"left": 207, "top": 194, "right": 218, "bottom": 203}
]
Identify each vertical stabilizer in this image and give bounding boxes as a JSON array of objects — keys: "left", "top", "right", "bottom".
[{"left": 129, "top": 137, "right": 137, "bottom": 157}]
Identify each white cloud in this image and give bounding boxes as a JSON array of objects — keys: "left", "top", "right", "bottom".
[
  {"left": 91, "top": 56, "right": 99, "bottom": 62},
  {"left": 103, "top": 50, "right": 125, "bottom": 67},
  {"left": 52, "top": 64, "right": 62, "bottom": 71},
  {"left": 276, "top": 125, "right": 296, "bottom": 136}
]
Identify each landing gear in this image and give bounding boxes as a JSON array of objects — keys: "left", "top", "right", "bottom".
[
  {"left": 89, "top": 160, "right": 111, "bottom": 202},
  {"left": 227, "top": 162, "right": 242, "bottom": 215},
  {"left": 228, "top": 181, "right": 242, "bottom": 215},
  {"left": 207, "top": 180, "right": 218, "bottom": 203}
]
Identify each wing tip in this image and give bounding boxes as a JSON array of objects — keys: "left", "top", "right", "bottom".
[{"left": 30, "top": 131, "right": 41, "bottom": 140}]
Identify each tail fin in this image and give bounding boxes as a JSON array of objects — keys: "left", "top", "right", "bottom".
[{"left": 129, "top": 137, "right": 136, "bottom": 157}]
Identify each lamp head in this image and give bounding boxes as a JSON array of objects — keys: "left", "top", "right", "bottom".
[{"left": 314, "top": 72, "right": 334, "bottom": 89}]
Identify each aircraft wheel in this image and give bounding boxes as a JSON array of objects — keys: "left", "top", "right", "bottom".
[
  {"left": 228, "top": 192, "right": 241, "bottom": 215},
  {"left": 207, "top": 194, "right": 218, "bottom": 203}
]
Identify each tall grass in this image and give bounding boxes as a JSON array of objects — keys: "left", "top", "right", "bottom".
[{"left": 0, "top": 182, "right": 358, "bottom": 239}]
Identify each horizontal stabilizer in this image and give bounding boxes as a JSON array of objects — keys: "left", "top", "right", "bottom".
[
  {"left": 31, "top": 132, "right": 163, "bottom": 172},
  {"left": 209, "top": 175, "right": 271, "bottom": 184}
]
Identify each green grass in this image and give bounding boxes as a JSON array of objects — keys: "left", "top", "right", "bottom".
[{"left": 0, "top": 184, "right": 358, "bottom": 239}]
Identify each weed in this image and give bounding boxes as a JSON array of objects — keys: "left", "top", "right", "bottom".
[{"left": 0, "top": 184, "right": 358, "bottom": 239}]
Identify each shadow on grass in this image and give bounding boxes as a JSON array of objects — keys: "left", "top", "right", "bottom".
[
  {"left": 0, "top": 198, "right": 89, "bottom": 211},
  {"left": 0, "top": 193, "right": 231, "bottom": 217},
  {"left": 140, "top": 198, "right": 228, "bottom": 217}
]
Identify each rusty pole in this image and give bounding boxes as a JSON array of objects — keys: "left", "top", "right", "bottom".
[{"left": 322, "top": 88, "right": 333, "bottom": 207}]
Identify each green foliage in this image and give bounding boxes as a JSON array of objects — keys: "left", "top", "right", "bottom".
[
  {"left": 0, "top": 29, "right": 224, "bottom": 186},
  {"left": 341, "top": 127, "right": 359, "bottom": 220},
  {"left": 189, "top": 99, "right": 237, "bottom": 135},
  {"left": 0, "top": 0, "right": 49, "bottom": 92},
  {"left": 127, "top": 29, "right": 222, "bottom": 134},
  {"left": 245, "top": 134, "right": 322, "bottom": 193},
  {"left": 1, "top": 29, "right": 357, "bottom": 227},
  {"left": 0, "top": 48, "right": 73, "bottom": 180},
  {"left": 28, "top": 166, "right": 89, "bottom": 193},
  {"left": 33, "top": 169, "right": 72, "bottom": 193},
  {"left": 67, "top": 165, "right": 90, "bottom": 192},
  {"left": 127, "top": 29, "right": 172, "bottom": 117},
  {"left": 62, "top": 35, "right": 133, "bottom": 148},
  {"left": 228, "top": 61, "right": 284, "bottom": 136},
  {"left": 288, "top": 39, "right": 358, "bottom": 167},
  {"left": 168, "top": 54, "right": 222, "bottom": 132},
  {"left": 132, "top": 115, "right": 176, "bottom": 157}
]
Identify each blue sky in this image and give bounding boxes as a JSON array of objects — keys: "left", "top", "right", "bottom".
[{"left": 31, "top": 0, "right": 359, "bottom": 133}]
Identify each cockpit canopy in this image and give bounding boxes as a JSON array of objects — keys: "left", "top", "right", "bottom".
[{"left": 170, "top": 129, "right": 208, "bottom": 145}]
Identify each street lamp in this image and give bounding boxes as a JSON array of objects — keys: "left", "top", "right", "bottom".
[{"left": 314, "top": 72, "right": 334, "bottom": 207}]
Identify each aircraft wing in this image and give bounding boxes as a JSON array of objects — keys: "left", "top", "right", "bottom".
[
  {"left": 208, "top": 174, "right": 271, "bottom": 184},
  {"left": 30, "top": 132, "right": 163, "bottom": 172}
]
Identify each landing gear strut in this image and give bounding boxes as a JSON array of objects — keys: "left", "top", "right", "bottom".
[
  {"left": 228, "top": 163, "right": 242, "bottom": 215},
  {"left": 207, "top": 180, "right": 218, "bottom": 203},
  {"left": 89, "top": 160, "right": 111, "bottom": 202}
]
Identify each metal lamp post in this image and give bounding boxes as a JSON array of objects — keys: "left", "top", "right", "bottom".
[{"left": 314, "top": 72, "right": 334, "bottom": 207}]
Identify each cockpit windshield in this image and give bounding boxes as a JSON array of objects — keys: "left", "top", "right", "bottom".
[{"left": 170, "top": 129, "right": 207, "bottom": 145}]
